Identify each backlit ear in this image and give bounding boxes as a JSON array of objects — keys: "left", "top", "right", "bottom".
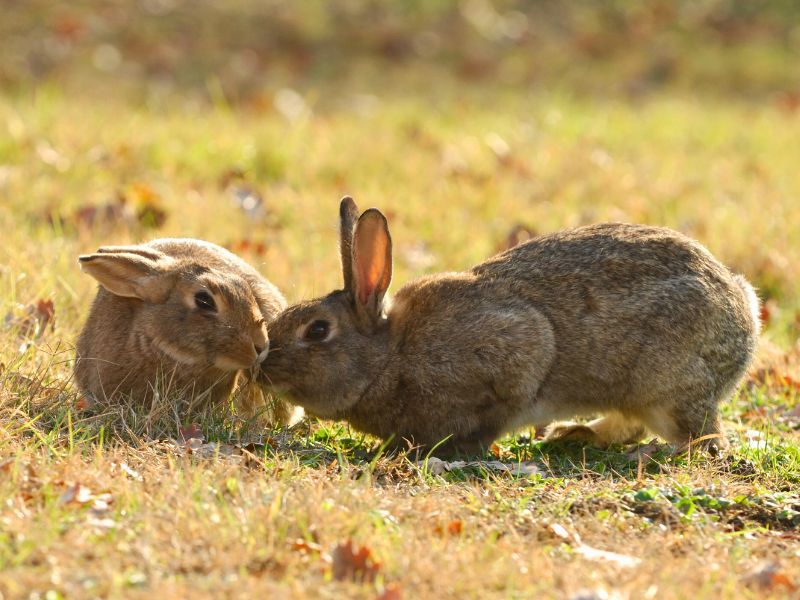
[
  {"left": 352, "top": 208, "right": 392, "bottom": 322},
  {"left": 78, "top": 248, "right": 176, "bottom": 303},
  {"left": 339, "top": 196, "right": 359, "bottom": 293}
]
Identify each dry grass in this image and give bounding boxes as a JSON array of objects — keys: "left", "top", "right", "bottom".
[{"left": 2, "top": 3, "right": 800, "bottom": 598}]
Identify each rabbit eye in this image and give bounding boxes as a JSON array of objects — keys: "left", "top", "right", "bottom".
[
  {"left": 194, "top": 291, "right": 217, "bottom": 312},
  {"left": 304, "top": 320, "right": 330, "bottom": 342}
]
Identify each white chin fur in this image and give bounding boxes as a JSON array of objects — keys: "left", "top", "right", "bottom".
[{"left": 256, "top": 347, "right": 269, "bottom": 364}]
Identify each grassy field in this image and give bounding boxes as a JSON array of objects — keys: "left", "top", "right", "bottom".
[{"left": 2, "top": 2, "right": 800, "bottom": 598}]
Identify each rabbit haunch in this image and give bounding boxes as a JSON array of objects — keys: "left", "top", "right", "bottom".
[
  {"left": 261, "top": 197, "right": 760, "bottom": 454},
  {"left": 75, "top": 238, "right": 287, "bottom": 412}
]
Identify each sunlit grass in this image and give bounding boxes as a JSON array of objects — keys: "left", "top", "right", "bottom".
[{"left": 2, "top": 79, "right": 800, "bottom": 598}]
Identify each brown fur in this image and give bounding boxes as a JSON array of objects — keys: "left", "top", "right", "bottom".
[
  {"left": 261, "top": 198, "right": 760, "bottom": 455},
  {"left": 75, "top": 238, "right": 291, "bottom": 419}
]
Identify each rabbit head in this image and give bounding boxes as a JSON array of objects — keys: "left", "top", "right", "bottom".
[
  {"left": 79, "top": 243, "right": 270, "bottom": 374},
  {"left": 261, "top": 197, "right": 393, "bottom": 418}
]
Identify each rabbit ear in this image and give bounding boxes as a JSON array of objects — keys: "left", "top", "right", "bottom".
[
  {"left": 339, "top": 196, "right": 359, "bottom": 292},
  {"left": 352, "top": 208, "right": 392, "bottom": 323},
  {"left": 78, "top": 249, "right": 176, "bottom": 303}
]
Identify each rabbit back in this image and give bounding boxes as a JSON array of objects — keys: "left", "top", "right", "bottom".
[{"left": 472, "top": 223, "right": 758, "bottom": 445}]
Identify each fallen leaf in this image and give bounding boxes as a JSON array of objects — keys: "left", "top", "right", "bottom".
[
  {"left": 219, "top": 168, "right": 246, "bottom": 190},
  {"left": 119, "top": 462, "right": 143, "bottom": 482},
  {"left": 86, "top": 517, "right": 117, "bottom": 530},
  {"left": 179, "top": 423, "right": 204, "bottom": 443},
  {"left": 743, "top": 561, "right": 797, "bottom": 592},
  {"left": 53, "top": 14, "right": 84, "bottom": 42},
  {"left": 776, "top": 90, "right": 800, "bottom": 115},
  {"left": 447, "top": 520, "right": 463, "bottom": 535},
  {"left": 4, "top": 299, "right": 55, "bottom": 339},
  {"left": 331, "top": 539, "right": 382, "bottom": 583},
  {"left": 549, "top": 523, "right": 571, "bottom": 540},
  {"left": 228, "top": 239, "right": 268, "bottom": 257},
  {"left": 549, "top": 522, "right": 641, "bottom": 568},
  {"left": 434, "top": 519, "right": 464, "bottom": 537},
  {"left": 744, "top": 429, "right": 767, "bottom": 449},
  {"left": 59, "top": 483, "right": 95, "bottom": 505},
  {"left": 136, "top": 203, "right": 168, "bottom": 229},
  {"left": 781, "top": 405, "right": 800, "bottom": 428},
  {"left": 128, "top": 181, "right": 159, "bottom": 205},
  {"left": 292, "top": 539, "right": 324, "bottom": 554},
  {"left": 375, "top": 583, "right": 403, "bottom": 600},
  {"left": 71, "top": 196, "right": 135, "bottom": 232},
  {"left": 74, "top": 396, "right": 95, "bottom": 412},
  {"left": 230, "top": 185, "right": 265, "bottom": 219},
  {"left": 759, "top": 299, "right": 778, "bottom": 326},
  {"left": 573, "top": 544, "right": 642, "bottom": 568}
]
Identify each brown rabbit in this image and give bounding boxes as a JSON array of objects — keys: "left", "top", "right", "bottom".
[
  {"left": 75, "top": 238, "right": 292, "bottom": 421},
  {"left": 260, "top": 197, "right": 760, "bottom": 455}
]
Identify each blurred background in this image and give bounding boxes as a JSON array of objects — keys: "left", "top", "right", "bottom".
[
  {"left": 3, "top": 0, "right": 799, "bottom": 99},
  {"left": 1, "top": 0, "right": 799, "bottom": 353}
]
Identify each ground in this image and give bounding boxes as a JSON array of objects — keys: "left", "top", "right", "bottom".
[{"left": 1, "top": 2, "right": 800, "bottom": 598}]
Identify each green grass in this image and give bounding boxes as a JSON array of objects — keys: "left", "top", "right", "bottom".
[
  {"left": 2, "top": 86, "right": 800, "bottom": 599},
  {"left": 2, "top": 2, "right": 800, "bottom": 597}
]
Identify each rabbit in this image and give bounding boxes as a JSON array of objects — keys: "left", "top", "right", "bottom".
[
  {"left": 260, "top": 197, "right": 760, "bottom": 455},
  {"left": 74, "top": 238, "right": 295, "bottom": 423}
]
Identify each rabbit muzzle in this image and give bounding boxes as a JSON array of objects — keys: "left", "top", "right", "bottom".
[{"left": 213, "top": 337, "right": 266, "bottom": 371}]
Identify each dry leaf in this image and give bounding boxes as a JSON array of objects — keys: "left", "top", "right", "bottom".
[
  {"left": 573, "top": 544, "right": 642, "bottom": 569},
  {"left": 549, "top": 522, "right": 641, "bottom": 569},
  {"left": 744, "top": 429, "right": 767, "bottom": 449},
  {"left": 74, "top": 396, "right": 96, "bottom": 412},
  {"left": 228, "top": 239, "right": 268, "bottom": 257},
  {"left": 743, "top": 561, "right": 797, "bottom": 592},
  {"left": 550, "top": 523, "right": 571, "bottom": 540},
  {"left": 292, "top": 539, "right": 324, "bottom": 555},
  {"left": 59, "top": 483, "right": 95, "bottom": 505},
  {"left": 71, "top": 197, "right": 135, "bottom": 232},
  {"left": 220, "top": 169, "right": 266, "bottom": 219},
  {"left": 447, "top": 520, "right": 463, "bottom": 535},
  {"left": 759, "top": 299, "right": 778, "bottom": 326},
  {"left": 435, "top": 519, "right": 464, "bottom": 536},
  {"left": 375, "top": 583, "right": 403, "bottom": 600},
  {"left": 179, "top": 423, "right": 204, "bottom": 443},
  {"left": 331, "top": 539, "right": 382, "bottom": 583},
  {"left": 4, "top": 299, "right": 55, "bottom": 339},
  {"left": 120, "top": 462, "right": 143, "bottom": 482}
]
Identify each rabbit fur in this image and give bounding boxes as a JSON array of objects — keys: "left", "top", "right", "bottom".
[
  {"left": 260, "top": 197, "right": 760, "bottom": 454},
  {"left": 75, "top": 238, "right": 292, "bottom": 421}
]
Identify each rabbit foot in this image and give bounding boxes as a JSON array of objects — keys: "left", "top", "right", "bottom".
[
  {"left": 545, "top": 414, "right": 647, "bottom": 447},
  {"left": 544, "top": 421, "right": 602, "bottom": 444}
]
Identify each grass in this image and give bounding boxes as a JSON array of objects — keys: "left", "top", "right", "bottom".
[{"left": 2, "top": 3, "right": 800, "bottom": 597}]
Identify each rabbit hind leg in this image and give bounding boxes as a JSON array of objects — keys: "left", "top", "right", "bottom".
[{"left": 544, "top": 413, "right": 646, "bottom": 447}]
